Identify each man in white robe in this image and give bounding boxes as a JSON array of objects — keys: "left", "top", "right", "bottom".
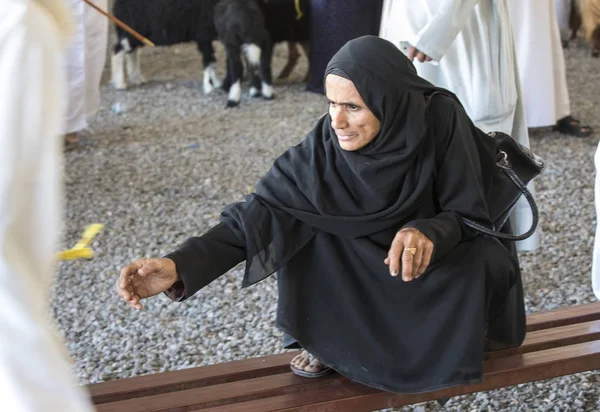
[
  {"left": 379, "top": 0, "right": 540, "bottom": 251},
  {"left": 509, "top": 0, "right": 592, "bottom": 136},
  {"left": 64, "top": 0, "right": 108, "bottom": 144},
  {"left": 0, "top": 1, "right": 94, "bottom": 410}
]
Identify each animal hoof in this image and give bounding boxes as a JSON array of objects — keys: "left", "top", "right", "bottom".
[
  {"left": 226, "top": 100, "right": 240, "bottom": 108},
  {"left": 262, "top": 94, "right": 275, "bottom": 101},
  {"left": 249, "top": 87, "right": 261, "bottom": 98},
  {"left": 204, "top": 84, "right": 214, "bottom": 95},
  {"left": 113, "top": 82, "right": 128, "bottom": 90},
  {"left": 593, "top": 50, "right": 599, "bottom": 58},
  {"left": 130, "top": 76, "right": 147, "bottom": 86}
]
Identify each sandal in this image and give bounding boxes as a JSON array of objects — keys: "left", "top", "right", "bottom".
[
  {"left": 289, "top": 350, "right": 334, "bottom": 378},
  {"left": 64, "top": 132, "right": 81, "bottom": 151},
  {"left": 552, "top": 115, "right": 594, "bottom": 137}
]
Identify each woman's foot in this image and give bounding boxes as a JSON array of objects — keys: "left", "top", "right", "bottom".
[
  {"left": 289, "top": 350, "right": 333, "bottom": 378},
  {"left": 553, "top": 115, "right": 593, "bottom": 137}
]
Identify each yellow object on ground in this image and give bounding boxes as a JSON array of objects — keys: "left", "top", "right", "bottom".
[{"left": 57, "top": 224, "right": 104, "bottom": 261}]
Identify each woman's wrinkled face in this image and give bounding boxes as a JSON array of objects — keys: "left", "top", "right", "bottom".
[{"left": 325, "top": 74, "right": 381, "bottom": 151}]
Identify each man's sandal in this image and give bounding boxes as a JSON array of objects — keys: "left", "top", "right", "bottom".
[{"left": 553, "top": 115, "right": 594, "bottom": 137}]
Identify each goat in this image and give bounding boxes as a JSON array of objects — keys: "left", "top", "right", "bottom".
[
  {"left": 111, "top": 0, "right": 222, "bottom": 94},
  {"left": 213, "top": 0, "right": 274, "bottom": 107}
]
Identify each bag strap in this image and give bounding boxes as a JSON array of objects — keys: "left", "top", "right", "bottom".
[
  {"left": 426, "top": 93, "right": 539, "bottom": 242},
  {"left": 462, "top": 155, "right": 539, "bottom": 241}
]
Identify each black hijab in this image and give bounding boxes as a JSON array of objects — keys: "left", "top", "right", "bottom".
[{"left": 221, "top": 35, "right": 461, "bottom": 286}]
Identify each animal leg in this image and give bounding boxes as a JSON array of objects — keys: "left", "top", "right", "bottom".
[
  {"left": 112, "top": 50, "right": 127, "bottom": 90},
  {"left": 278, "top": 42, "right": 300, "bottom": 80},
  {"left": 259, "top": 39, "right": 274, "bottom": 100},
  {"left": 243, "top": 43, "right": 263, "bottom": 97},
  {"left": 225, "top": 45, "right": 244, "bottom": 107},
  {"left": 125, "top": 47, "right": 146, "bottom": 86}
]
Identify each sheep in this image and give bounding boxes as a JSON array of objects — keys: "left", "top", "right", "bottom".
[
  {"left": 110, "top": 0, "right": 222, "bottom": 94},
  {"left": 213, "top": 0, "right": 274, "bottom": 107}
]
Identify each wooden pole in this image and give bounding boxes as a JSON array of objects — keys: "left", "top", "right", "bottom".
[{"left": 82, "top": 0, "right": 155, "bottom": 47}]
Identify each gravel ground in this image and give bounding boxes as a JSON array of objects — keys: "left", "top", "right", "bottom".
[{"left": 52, "top": 37, "right": 600, "bottom": 411}]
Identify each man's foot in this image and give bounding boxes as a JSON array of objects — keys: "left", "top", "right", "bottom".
[
  {"left": 289, "top": 350, "right": 334, "bottom": 378},
  {"left": 64, "top": 132, "right": 81, "bottom": 151},
  {"left": 65, "top": 132, "right": 79, "bottom": 144},
  {"left": 553, "top": 115, "right": 594, "bottom": 137}
]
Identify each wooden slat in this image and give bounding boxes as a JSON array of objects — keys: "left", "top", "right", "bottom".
[
  {"left": 197, "top": 382, "right": 378, "bottom": 412},
  {"left": 89, "top": 352, "right": 295, "bottom": 404},
  {"left": 95, "top": 372, "right": 342, "bottom": 412},
  {"left": 200, "top": 341, "right": 600, "bottom": 412},
  {"left": 486, "top": 319, "right": 600, "bottom": 359},
  {"left": 526, "top": 302, "right": 600, "bottom": 332}
]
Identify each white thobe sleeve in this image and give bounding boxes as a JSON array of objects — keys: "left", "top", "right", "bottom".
[
  {"left": 0, "top": 3, "right": 94, "bottom": 412},
  {"left": 385, "top": 0, "right": 480, "bottom": 62}
]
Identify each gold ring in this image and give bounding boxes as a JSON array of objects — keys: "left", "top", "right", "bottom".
[{"left": 404, "top": 247, "right": 417, "bottom": 256}]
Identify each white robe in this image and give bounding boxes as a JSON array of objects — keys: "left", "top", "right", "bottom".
[
  {"left": 380, "top": 0, "right": 540, "bottom": 251},
  {"left": 0, "top": 1, "right": 94, "bottom": 410},
  {"left": 509, "top": 0, "right": 571, "bottom": 127},
  {"left": 555, "top": 0, "right": 574, "bottom": 40},
  {"left": 593, "top": 143, "right": 600, "bottom": 300},
  {"left": 64, "top": 0, "right": 108, "bottom": 134}
]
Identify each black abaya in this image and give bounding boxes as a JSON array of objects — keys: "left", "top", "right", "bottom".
[{"left": 165, "top": 91, "right": 524, "bottom": 393}]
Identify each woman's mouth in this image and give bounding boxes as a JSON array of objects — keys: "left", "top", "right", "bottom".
[{"left": 336, "top": 133, "right": 356, "bottom": 141}]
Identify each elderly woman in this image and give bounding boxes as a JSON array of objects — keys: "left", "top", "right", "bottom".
[{"left": 116, "top": 36, "right": 525, "bottom": 393}]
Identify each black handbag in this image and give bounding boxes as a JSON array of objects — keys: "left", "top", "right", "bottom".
[
  {"left": 427, "top": 92, "right": 545, "bottom": 242},
  {"left": 461, "top": 130, "right": 545, "bottom": 241}
]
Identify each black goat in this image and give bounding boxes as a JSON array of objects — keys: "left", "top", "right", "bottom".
[
  {"left": 111, "top": 0, "right": 221, "bottom": 94},
  {"left": 214, "top": 0, "right": 274, "bottom": 107}
]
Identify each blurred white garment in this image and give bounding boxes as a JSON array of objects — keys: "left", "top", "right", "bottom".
[
  {"left": 509, "top": 0, "right": 571, "bottom": 127},
  {"left": 593, "top": 142, "right": 600, "bottom": 300},
  {"left": 555, "top": 0, "right": 574, "bottom": 40},
  {"left": 64, "top": 0, "right": 108, "bottom": 134},
  {"left": 380, "top": 0, "right": 539, "bottom": 251},
  {"left": 0, "top": 0, "right": 94, "bottom": 411}
]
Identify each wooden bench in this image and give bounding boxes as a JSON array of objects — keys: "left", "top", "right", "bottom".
[{"left": 88, "top": 302, "right": 600, "bottom": 411}]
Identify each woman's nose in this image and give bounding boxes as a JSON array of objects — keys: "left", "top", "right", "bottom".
[{"left": 330, "top": 107, "right": 347, "bottom": 129}]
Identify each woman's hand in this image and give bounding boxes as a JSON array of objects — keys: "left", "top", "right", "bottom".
[
  {"left": 407, "top": 46, "right": 433, "bottom": 63},
  {"left": 116, "top": 258, "right": 179, "bottom": 310},
  {"left": 384, "top": 228, "right": 434, "bottom": 282}
]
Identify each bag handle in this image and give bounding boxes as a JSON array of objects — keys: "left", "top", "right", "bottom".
[{"left": 461, "top": 152, "right": 539, "bottom": 241}]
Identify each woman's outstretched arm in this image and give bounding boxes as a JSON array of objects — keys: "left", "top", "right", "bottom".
[{"left": 116, "top": 222, "right": 245, "bottom": 309}]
